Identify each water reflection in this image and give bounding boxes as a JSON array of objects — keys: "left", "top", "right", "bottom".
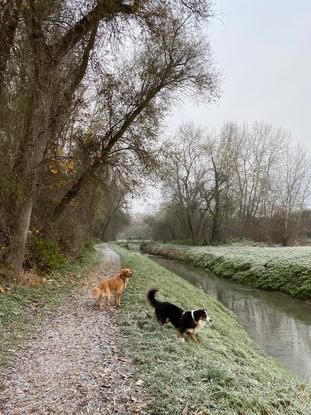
[{"left": 150, "top": 256, "right": 311, "bottom": 383}]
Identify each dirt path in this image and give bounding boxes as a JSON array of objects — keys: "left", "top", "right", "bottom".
[{"left": 0, "top": 244, "right": 145, "bottom": 415}]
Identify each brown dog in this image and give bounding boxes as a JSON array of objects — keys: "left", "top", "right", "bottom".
[{"left": 91, "top": 268, "right": 133, "bottom": 309}]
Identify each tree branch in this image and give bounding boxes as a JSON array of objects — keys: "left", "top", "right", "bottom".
[
  {"left": 22, "top": 0, "right": 50, "bottom": 63},
  {"left": 52, "top": 0, "right": 140, "bottom": 62},
  {"left": 63, "top": 23, "right": 99, "bottom": 102},
  {"left": 0, "top": 0, "right": 20, "bottom": 84}
]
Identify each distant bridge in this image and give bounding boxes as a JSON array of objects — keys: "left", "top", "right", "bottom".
[{"left": 116, "top": 238, "right": 148, "bottom": 251}]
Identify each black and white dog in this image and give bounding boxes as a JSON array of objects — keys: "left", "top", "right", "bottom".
[{"left": 147, "top": 288, "right": 212, "bottom": 344}]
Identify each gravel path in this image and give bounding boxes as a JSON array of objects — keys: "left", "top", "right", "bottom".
[{"left": 0, "top": 244, "right": 146, "bottom": 415}]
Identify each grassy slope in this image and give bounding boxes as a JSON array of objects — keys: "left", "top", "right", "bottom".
[
  {"left": 114, "top": 245, "right": 311, "bottom": 415},
  {"left": 142, "top": 243, "right": 311, "bottom": 301},
  {"left": 0, "top": 248, "right": 101, "bottom": 370}
]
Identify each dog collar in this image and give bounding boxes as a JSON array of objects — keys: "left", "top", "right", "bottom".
[{"left": 190, "top": 310, "right": 197, "bottom": 324}]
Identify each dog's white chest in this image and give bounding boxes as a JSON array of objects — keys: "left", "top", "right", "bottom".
[
  {"left": 196, "top": 319, "right": 206, "bottom": 332},
  {"left": 186, "top": 319, "right": 206, "bottom": 334}
]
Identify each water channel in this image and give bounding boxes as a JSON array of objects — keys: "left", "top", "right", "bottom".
[{"left": 149, "top": 255, "right": 311, "bottom": 383}]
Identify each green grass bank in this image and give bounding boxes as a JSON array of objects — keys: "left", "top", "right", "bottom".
[
  {"left": 114, "top": 245, "right": 311, "bottom": 415},
  {"left": 141, "top": 242, "right": 311, "bottom": 301},
  {"left": 0, "top": 247, "right": 101, "bottom": 370}
]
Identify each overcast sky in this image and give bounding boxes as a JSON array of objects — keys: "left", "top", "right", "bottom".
[
  {"left": 168, "top": 0, "right": 311, "bottom": 151},
  {"left": 131, "top": 0, "right": 311, "bottom": 213}
]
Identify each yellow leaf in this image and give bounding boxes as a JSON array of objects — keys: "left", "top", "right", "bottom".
[{"left": 55, "top": 148, "right": 63, "bottom": 157}]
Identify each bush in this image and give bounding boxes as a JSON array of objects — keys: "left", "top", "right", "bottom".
[
  {"left": 30, "top": 237, "right": 68, "bottom": 272},
  {"left": 75, "top": 237, "right": 96, "bottom": 261}
]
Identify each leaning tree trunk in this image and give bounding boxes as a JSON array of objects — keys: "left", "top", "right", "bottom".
[
  {"left": 5, "top": 144, "right": 46, "bottom": 276},
  {"left": 5, "top": 192, "right": 35, "bottom": 275},
  {"left": 5, "top": 84, "right": 51, "bottom": 277}
]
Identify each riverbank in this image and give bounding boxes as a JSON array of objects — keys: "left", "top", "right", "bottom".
[
  {"left": 114, "top": 245, "right": 311, "bottom": 415},
  {"left": 142, "top": 242, "right": 311, "bottom": 301}
]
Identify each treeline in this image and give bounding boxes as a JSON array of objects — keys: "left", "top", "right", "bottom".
[
  {"left": 0, "top": 0, "right": 218, "bottom": 278},
  {"left": 146, "top": 123, "right": 311, "bottom": 245}
]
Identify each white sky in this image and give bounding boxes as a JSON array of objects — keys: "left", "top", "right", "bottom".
[
  {"left": 169, "top": 0, "right": 311, "bottom": 151},
  {"left": 130, "top": 0, "right": 311, "bottom": 213}
]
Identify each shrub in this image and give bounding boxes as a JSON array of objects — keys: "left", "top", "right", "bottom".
[
  {"left": 75, "top": 237, "right": 96, "bottom": 261},
  {"left": 30, "top": 237, "right": 68, "bottom": 272}
]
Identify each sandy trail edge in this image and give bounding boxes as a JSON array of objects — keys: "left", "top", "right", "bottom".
[{"left": 0, "top": 243, "right": 145, "bottom": 415}]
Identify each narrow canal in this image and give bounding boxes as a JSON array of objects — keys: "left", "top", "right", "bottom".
[{"left": 149, "top": 255, "right": 311, "bottom": 383}]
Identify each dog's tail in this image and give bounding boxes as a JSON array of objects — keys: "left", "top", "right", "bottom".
[
  {"left": 90, "top": 287, "right": 100, "bottom": 298},
  {"left": 147, "top": 288, "right": 160, "bottom": 308}
]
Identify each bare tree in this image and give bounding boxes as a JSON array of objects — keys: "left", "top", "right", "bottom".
[
  {"left": 274, "top": 144, "right": 311, "bottom": 245},
  {"left": 162, "top": 124, "right": 207, "bottom": 243},
  {"left": 200, "top": 124, "right": 237, "bottom": 242},
  {"left": 146, "top": 121, "right": 310, "bottom": 245},
  {"left": 230, "top": 123, "right": 288, "bottom": 237}
]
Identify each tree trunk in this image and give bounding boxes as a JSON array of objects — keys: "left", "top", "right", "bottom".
[
  {"left": 210, "top": 213, "right": 221, "bottom": 243},
  {"left": 5, "top": 80, "right": 50, "bottom": 276},
  {"left": 5, "top": 193, "right": 35, "bottom": 275},
  {"left": 51, "top": 162, "right": 101, "bottom": 221},
  {"left": 186, "top": 210, "right": 196, "bottom": 244},
  {"left": 51, "top": 83, "right": 164, "bottom": 222},
  {"left": 5, "top": 127, "right": 45, "bottom": 276},
  {"left": 210, "top": 163, "right": 222, "bottom": 243}
]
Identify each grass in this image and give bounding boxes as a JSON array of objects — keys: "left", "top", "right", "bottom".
[
  {"left": 0, "top": 247, "right": 101, "bottom": 371},
  {"left": 141, "top": 243, "right": 311, "bottom": 301},
  {"left": 113, "top": 245, "right": 311, "bottom": 415}
]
